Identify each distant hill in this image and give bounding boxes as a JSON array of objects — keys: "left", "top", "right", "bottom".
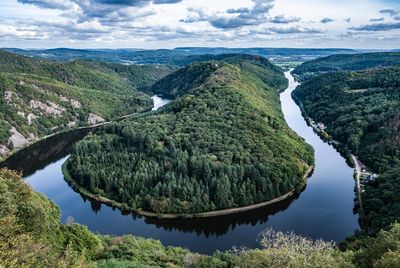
[
  {"left": 0, "top": 50, "right": 173, "bottom": 159},
  {"left": 4, "top": 47, "right": 358, "bottom": 66},
  {"left": 293, "top": 52, "right": 400, "bottom": 81}
]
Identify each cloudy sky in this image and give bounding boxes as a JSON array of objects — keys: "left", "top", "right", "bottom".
[{"left": 1, "top": 0, "right": 400, "bottom": 49}]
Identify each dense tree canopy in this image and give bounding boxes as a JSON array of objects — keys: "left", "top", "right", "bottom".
[
  {"left": 66, "top": 55, "right": 314, "bottom": 215},
  {"left": 293, "top": 52, "right": 400, "bottom": 81},
  {"left": 0, "top": 50, "right": 173, "bottom": 155},
  {"left": 293, "top": 67, "right": 400, "bottom": 236},
  {"left": 4, "top": 167, "right": 400, "bottom": 267}
]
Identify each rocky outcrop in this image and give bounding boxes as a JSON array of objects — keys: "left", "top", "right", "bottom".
[
  {"left": 70, "top": 99, "right": 82, "bottom": 109},
  {"left": 87, "top": 113, "right": 105, "bottom": 125},
  {"left": 9, "top": 127, "right": 29, "bottom": 148},
  {"left": 4, "top": 91, "right": 15, "bottom": 104},
  {"left": 30, "top": 100, "right": 66, "bottom": 116}
]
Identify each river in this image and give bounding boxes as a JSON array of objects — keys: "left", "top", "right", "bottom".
[
  {"left": 151, "top": 95, "right": 170, "bottom": 111},
  {"left": 0, "top": 77, "right": 359, "bottom": 254}
]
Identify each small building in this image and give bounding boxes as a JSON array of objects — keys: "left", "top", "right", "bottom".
[
  {"left": 317, "top": 122, "right": 326, "bottom": 130},
  {"left": 365, "top": 174, "right": 379, "bottom": 183}
]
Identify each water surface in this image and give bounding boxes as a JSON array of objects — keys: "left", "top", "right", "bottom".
[
  {"left": 1, "top": 76, "right": 359, "bottom": 254},
  {"left": 152, "top": 95, "right": 170, "bottom": 111}
]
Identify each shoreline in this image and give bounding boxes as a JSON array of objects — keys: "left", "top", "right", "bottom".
[
  {"left": 63, "top": 162, "right": 314, "bottom": 219},
  {"left": 0, "top": 105, "right": 154, "bottom": 163},
  {"left": 291, "top": 93, "right": 368, "bottom": 218},
  {"left": 0, "top": 123, "right": 106, "bottom": 163}
]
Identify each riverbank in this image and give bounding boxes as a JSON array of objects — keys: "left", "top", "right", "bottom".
[
  {"left": 0, "top": 123, "right": 105, "bottom": 163},
  {"left": 0, "top": 104, "right": 155, "bottom": 163},
  {"left": 292, "top": 94, "right": 354, "bottom": 164},
  {"left": 63, "top": 162, "right": 314, "bottom": 219},
  {"left": 291, "top": 93, "right": 369, "bottom": 218}
]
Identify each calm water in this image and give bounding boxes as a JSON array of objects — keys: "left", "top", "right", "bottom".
[
  {"left": 151, "top": 95, "right": 170, "bottom": 111},
  {"left": 1, "top": 76, "right": 359, "bottom": 254}
]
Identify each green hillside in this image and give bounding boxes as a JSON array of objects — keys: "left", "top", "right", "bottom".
[
  {"left": 0, "top": 50, "right": 173, "bottom": 159},
  {"left": 293, "top": 68, "right": 400, "bottom": 235},
  {"left": 293, "top": 52, "right": 400, "bottom": 81},
  {"left": 65, "top": 55, "right": 313, "bottom": 215},
  {"left": 3, "top": 168, "right": 400, "bottom": 267}
]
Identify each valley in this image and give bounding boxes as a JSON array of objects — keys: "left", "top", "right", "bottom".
[
  {"left": 1, "top": 49, "right": 400, "bottom": 267},
  {"left": 292, "top": 63, "right": 400, "bottom": 238},
  {"left": 0, "top": 50, "right": 174, "bottom": 160},
  {"left": 0, "top": 68, "right": 359, "bottom": 254},
  {"left": 2, "top": 0, "right": 400, "bottom": 266}
]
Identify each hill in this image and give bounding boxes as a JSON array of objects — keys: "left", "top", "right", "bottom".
[
  {"left": 64, "top": 55, "right": 314, "bottom": 215},
  {"left": 293, "top": 68, "right": 400, "bottom": 235},
  {"left": 0, "top": 50, "right": 173, "bottom": 159},
  {"left": 293, "top": 52, "right": 400, "bottom": 81},
  {"left": 4, "top": 47, "right": 357, "bottom": 67}
]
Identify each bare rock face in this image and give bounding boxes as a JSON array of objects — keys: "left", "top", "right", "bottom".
[
  {"left": 9, "top": 127, "right": 29, "bottom": 149},
  {"left": 0, "top": 145, "right": 10, "bottom": 157},
  {"left": 70, "top": 99, "right": 82, "bottom": 109},
  {"left": 4, "top": 91, "right": 22, "bottom": 110},
  {"left": 30, "top": 100, "right": 66, "bottom": 116},
  {"left": 28, "top": 133, "right": 36, "bottom": 141},
  {"left": 4, "top": 91, "right": 14, "bottom": 104},
  {"left": 60, "top": 95, "right": 82, "bottom": 109},
  {"left": 60, "top": 96, "right": 69, "bottom": 102},
  {"left": 67, "top": 121, "right": 77, "bottom": 128},
  {"left": 27, "top": 113, "right": 38, "bottom": 125},
  {"left": 87, "top": 113, "right": 105, "bottom": 125}
]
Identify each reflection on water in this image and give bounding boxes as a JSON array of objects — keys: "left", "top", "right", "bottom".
[
  {"left": 0, "top": 127, "right": 95, "bottom": 177},
  {"left": 0, "top": 80, "right": 359, "bottom": 254}
]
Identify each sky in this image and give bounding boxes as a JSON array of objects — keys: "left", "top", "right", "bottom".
[{"left": 1, "top": 0, "right": 400, "bottom": 49}]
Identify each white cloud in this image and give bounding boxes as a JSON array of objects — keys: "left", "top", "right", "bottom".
[{"left": 0, "top": 0, "right": 399, "bottom": 48}]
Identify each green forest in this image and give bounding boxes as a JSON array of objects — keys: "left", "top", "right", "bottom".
[
  {"left": 293, "top": 67, "right": 400, "bottom": 236},
  {"left": 65, "top": 55, "right": 314, "bottom": 215},
  {"left": 3, "top": 49, "right": 400, "bottom": 267},
  {"left": 0, "top": 50, "right": 173, "bottom": 158},
  {"left": 293, "top": 52, "right": 400, "bottom": 81},
  {"left": 3, "top": 168, "right": 400, "bottom": 268}
]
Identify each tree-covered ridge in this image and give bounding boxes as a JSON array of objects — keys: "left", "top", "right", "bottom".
[
  {"left": 0, "top": 50, "right": 173, "bottom": 158},
  {"left": 293, "top": 68, "right": 400, "bottom": 236},
  {"left": 152, "top": 54, "right": 288, "bottom": 99},
  {"left": 293, "top": 68, "right": 400, "bottom": 173},
  {"left": 5, "top": 47, "right": 356, "bottom": 67},
  {"left": 0, "top": 50, "right": 174, "bottom": 92},
  {"left": 66, "top": 55, "right": 314, "bottom": 215},
  {"left": 293, "top": 52, "right": 400, "bottom": 81}
]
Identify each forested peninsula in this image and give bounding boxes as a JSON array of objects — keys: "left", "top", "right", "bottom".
[{"left": 64, "top": 55, "right": 314, "bottom": 216}]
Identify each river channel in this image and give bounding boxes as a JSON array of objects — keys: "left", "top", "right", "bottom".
[{"left": 0, "top": 75, "right": 360, "bottom": 254}]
